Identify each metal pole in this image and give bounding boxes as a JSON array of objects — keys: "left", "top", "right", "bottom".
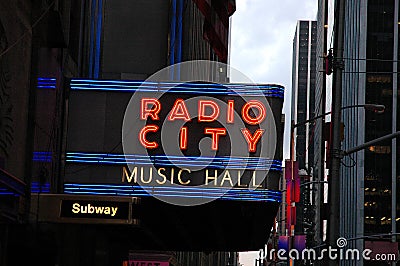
[
  {"left": 289, "top": 121, "right": 295, "bottom": 266},
  {"left": 343, "top": 131, "right": 400, "bottom": 156},
  {"left": 328, "top": 0, "right": 345, "bottom": 264},
  {"left": 300, "top": 180, "right": 328, "bottom": 187},
  {"left": 392, "top": 1, "right": 398, "bottom": 261}
]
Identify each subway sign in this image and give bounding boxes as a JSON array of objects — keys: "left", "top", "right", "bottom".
[
  {"left": 60, "top": 200, "right": 130, "bottom": 219},
  {"left": 35, "top": 194, "right": 137, "bottom": 224},
  {"left": 63, "top": 79, "right": 284, "bottom": 204}
]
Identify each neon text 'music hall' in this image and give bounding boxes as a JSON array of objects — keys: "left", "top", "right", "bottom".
[{"left": 122, "top": 166, "right": 265, "bottom": 188}]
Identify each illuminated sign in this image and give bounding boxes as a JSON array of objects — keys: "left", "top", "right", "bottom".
[
  {"left": 35, "top": 194, "right": 137, "bottom": 224},
  {"left": 60, "top": 200, "right": 130, "bottom": 219},
  {"left": 122, "top": 166, "right": 266, "bottom": 187},
  {"left": 63, "top": 183, "right": 282, "bottom": 202},
  {"left": 138, "top": 98, "right": 266, "bottom": 152},
  {"left": 65, "top": 79, "right": 284, "bottom": 202},
  {"left": 120, "top": 81, "right": 280, "bottom": 192}
]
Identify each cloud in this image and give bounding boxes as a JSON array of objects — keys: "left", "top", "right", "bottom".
[
  {"left": 231, "top": 0, "right": 317, "bottom": 84},
  {"left": 230, "top": 2, "right": 317, "bottom": 264},
  {"left": 230, "top": 0, "right": 317, "bottom": 161}
]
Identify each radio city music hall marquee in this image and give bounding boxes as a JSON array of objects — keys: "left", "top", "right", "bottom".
[{"left": 64, "top": 79, "right": 284, "bottom": 196}]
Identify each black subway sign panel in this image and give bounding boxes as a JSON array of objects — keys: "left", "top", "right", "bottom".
[{"left": 60, "top": 200, "right": 130, "bottom": 220}]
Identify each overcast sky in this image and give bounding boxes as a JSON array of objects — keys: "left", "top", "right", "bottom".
[{"left": 229, "top": 0, "right": 318, "bottom": 265}]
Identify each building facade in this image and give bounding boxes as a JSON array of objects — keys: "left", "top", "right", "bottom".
[
  {"left": 340, "top": 1, "right": 399, "bottom": 265},
  {"left": 291, "top": 20, "right": 317, "bottom": 174},
  {"left": 313, "top": 0, "right": 335, "bottom": 252},
  {"left": 314, "top": 0, "right": 400, "bottom": 265},
  {"left": 1, "top": 1, "right": 245, "bottom": 265},
  {"left": 291, "top": 20, "right": 317, "bottom": 240}
]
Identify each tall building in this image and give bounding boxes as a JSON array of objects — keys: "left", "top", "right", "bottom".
[
  {"left": 313, "top": 0, "right": 335, "bottom": 251},
  {"left": 339, "top": 1, "right": 399, "bottom": 265},
  {"left": 1, "top": 1, "right": 247, "bottom": 265},
  {"left": 1, "top": 0, "right": 82, "bottom": 264},
  {"left": 291, "top": 20, "right": 317, "bottom": 238},
  {"left": 291, "top": 20, "right": 317, "bottom": 174},
  {"left": 84, "top": 0, "right": 233, "bottom": 81},
  {"left": 315, "top": 0, "right": 400, "bottom": 265}
]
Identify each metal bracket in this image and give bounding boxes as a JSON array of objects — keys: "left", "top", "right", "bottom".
[
  {"left": 332, "top": 149, "right": 345, "bottom": 159},
  {"left": 333, "top": 59, "right": 345, "bottom": 70}
]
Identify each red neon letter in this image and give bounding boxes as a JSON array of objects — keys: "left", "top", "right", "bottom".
[
  {"left": 241, "top": 128, "right": 265, "bottom": 152},
  {"left": 141, "top": 98, "right": 161, "bottom": 120},
  {"left": 168, "top": 99, "right": 191, "bottom": 121},
  {"left": 180, "top": 127, "right": 188, "bottom": 150},
  {"left": 198, "top": 100, "right": 220, "bottom": 122},
  {"left": 227, "top": 100, "right": 234, "bottom": 123},
  {"left": 139, "top": 125, "right": 159, "bottom": 149},
  {"left": 204, "top": 128, "right": 226, "bottom": 150},
  {"left": 241, "top": 100, "right": 266, "bottom": 125}
]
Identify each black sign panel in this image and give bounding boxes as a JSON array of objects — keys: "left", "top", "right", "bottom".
[
  {"left": 65, "top": 82, "right": 284, "bottom": 190},
  {"left": 60, "top": 200, "right": 130, "bottom": 220}
]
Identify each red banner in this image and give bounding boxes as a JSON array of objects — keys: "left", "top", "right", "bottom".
[{"left": 192, "top": 0, "right": 236, "bottom": 63}]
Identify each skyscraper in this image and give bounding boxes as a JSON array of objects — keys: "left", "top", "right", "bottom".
[
  {"left": 339, "top": 1, "right": 398, "bottom": 265},
  {"left": 291, "top": 20, "right": 317, "bottom": 238},
  {"left": 315, "top": 1, "right": 399, "bottom": 265},
  {"left": 292, "top": 20, "right": 317, "bottom": 174}
]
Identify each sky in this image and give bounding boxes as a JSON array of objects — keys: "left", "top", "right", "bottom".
[{"left": 229, "top": 0, "right": 318, "bottom": 265}]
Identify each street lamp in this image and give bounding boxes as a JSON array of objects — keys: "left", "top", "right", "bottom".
[
  {"left": 355, "top": 104, "right": 385, "bottom": 114},
  {"left": 292, "top": 103, "right": 385, "bottom": 130},
  {"left": 290, "top": 103, "right": 385, "bottom": 160}
]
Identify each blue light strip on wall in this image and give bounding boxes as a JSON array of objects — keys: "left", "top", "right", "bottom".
[
  {"left": 66, "top": 152, "right": 283, "bottom": 171},
  {"left": 94, "top": 0, "right": 103, "bottom": 78},
  {"left": 176, "top": 0, "right": 183, "bottom": 80},
  {"left": 70, "top": 79, "right": 285, "bottom": 98},
  {"left": 0, "top": 182, "right": 50, "bottom": 196},
  {"left": 33, "top": 151, "right": 52, "bottom": 163},
  {"left": 63, "top": 183, "right": 282, "bottom": 203},
  {"left": 37, "top": 77, "right": 56, "bottom": 89},
  {"left": 0, "top": 187, "right": 16, "bottom": 196},
  {"left": 88, "top": 0, "right": 97, "bottom": 78},
  {"left": 31, "top": 182, "right": 50, "bottom": 193},
  {"left": 170, "top": 0, "right": 177, "bottom": 67}
]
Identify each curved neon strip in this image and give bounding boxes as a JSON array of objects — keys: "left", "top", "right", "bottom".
[
  {"left": 94, "top": 0, "right": 103, "bottom": 78},
  {"left": 65, "top": 152, "right": 282, "bottom": 171},
  {"left": 63, "top": 186, "right": 281, "bottom": 197},
  {"left": 63, "top": 183, "right": 282, "bottom": 202},
  {"left": 69, "top": 79, "right": 284, "bottom": 98}
]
